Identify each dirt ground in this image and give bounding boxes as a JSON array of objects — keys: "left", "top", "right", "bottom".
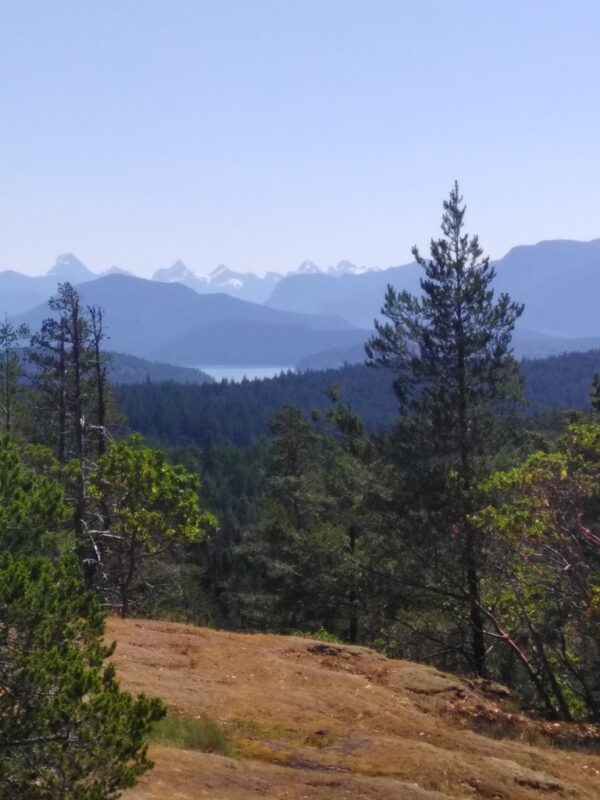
[{"left": 108, "top": 618, "right": 600, "bottom": 800}]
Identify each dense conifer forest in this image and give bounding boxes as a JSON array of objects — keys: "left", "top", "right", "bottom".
[{"left": 117, "top": 347, "right": 600, "bottom": 450}]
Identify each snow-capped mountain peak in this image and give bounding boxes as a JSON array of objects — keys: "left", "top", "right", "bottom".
[
  {"left": 327, "top": 260, "right": 372, "bottom": 276},
  {"left": 209, "top": 264, "right": 233, "bottom": 279},
  {"left": 207, "top": 265, "right": 245, "bottom": 290},
  {"left": 153, "top": 260, "right": 197, "bottom": 282}
]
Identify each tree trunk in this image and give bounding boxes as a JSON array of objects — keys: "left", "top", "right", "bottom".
[
  {"left": 465, "top": 524, "right": 487, "bottom": 677},
  {"left": 348, "top": 524, "right": 359, "bottom": 643},
  {"left": 70, "top": 301, "right": 86, "bottom": 546},
  {"left": 90, "top": 307, "right": 107, "bottom": 456},
  {"left": 58, "top": 329, "right": 67, "bottom": 466}
]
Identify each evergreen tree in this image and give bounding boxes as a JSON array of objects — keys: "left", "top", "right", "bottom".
[
  {"left": 0, "top": 317, "right": 29, "bottom": 435},
  {"left": 88, "top": 306, "right": 109, "bottom": 456},
  {"left": 29, "top": 314, "right": 69, "bottom": 463},
  {"left": 29, "top": 283, "right": 111, "bottom": 572},
  {"left": 0, "top": 437, "right": 68, "bottom": 556},
  {"left": 319, "top": 395, "right": 397, "bottom": 643},
  {"left": 366, "top": 182, "right": 524, "bottom": 676},
  {"left": 0, "top": 554, "right": 164, "bottom": 799},
  {"left": 233, "top": 403, "right": 392, "bottom": 640},
  {"left": 232, "top": 405, "right": 326, "bottom": 630},
  {"left": 29, "top": 283, "right": 110, "bottom": 462},
  {"left": 591, "top": 372, "right": 600, "bottom": 413}
]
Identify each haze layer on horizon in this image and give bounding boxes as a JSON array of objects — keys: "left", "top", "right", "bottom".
[{"left": 1, "top": 0, "right": 599, "bottom": 278}]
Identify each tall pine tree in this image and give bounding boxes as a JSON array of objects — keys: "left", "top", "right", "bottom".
[
  {"left": 366, "top": 182, "right": 523, "bottom": 676},
  {"left": 29, "top": 283, "right": 111, "bottom": 576}
]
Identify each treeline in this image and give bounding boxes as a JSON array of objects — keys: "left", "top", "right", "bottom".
[
  {"left": 116, "top": 348, "right": 600, "bottom": 450},
  {"left": 106, "top": 351, "right": 213, "bottom": 384},
  {"left": 521, "top": 348, "right": 600, "bottom": 409}
]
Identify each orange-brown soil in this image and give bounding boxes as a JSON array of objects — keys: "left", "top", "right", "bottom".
[{"left": 109, "top": 618, "right": 600, "bottom": 800}]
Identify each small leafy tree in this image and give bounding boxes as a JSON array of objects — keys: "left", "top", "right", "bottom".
[
  {"left": 88, "top": 436, "right": 215, "bottom": 617},
  {"left": 0, "top": 554, "right": 164, "bottom": 799},
  {"left": 478, "top": 421, "right": 600, "bottom": 720}
]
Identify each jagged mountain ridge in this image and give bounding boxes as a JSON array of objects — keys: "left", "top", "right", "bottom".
[
  {"left": 266, "top": 238, "right": 600, "bottom": 346},
  {"left": 152, "top": 262, "right": 282, "bottom": 304},
  {"left": 14, "top": 274, "right": 367, "bottom": 366},
  {"left": 0, "top": 254, "right": 375, "bottom": 314},
  {"left": 5, "top": 239, "right": 600, "bottom": 361},
  {"left": 46, "top": 253, "right": 95, "bottom": 281},
  {"left": 150, "top": 259, "right": 376, "bottom": 303}
]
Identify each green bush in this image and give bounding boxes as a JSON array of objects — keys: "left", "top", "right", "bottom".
[{"left": 293, "top": 626, "right": 341, "bottom": 644}]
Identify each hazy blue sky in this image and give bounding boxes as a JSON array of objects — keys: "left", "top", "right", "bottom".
[{"left": 1, "top": 0, "right": 600, "bottom": 276}]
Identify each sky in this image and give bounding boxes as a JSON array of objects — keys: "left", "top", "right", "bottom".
[{"left": 1, "top": 0, "right": 600, "bottom": 277}]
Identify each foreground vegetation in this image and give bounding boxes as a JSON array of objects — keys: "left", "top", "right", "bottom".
[
  {"left": 151, "top": 715, "right": 233, "bottom": 756},
  {"left": 0, "top": 556, "right": 165, "bottom": 798},
  {"left": 0, "top": 286, "right": 212, "bottom": 796}
]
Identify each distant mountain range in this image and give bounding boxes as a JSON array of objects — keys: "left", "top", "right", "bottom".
[
  {"left": 151, "top": 258, "right": 375, "bottom": 303},
  {"left": 5, "top": 239, "right": 600, "bottom": 366},
  {"left": 0, "top": 254, "right": 374, "bottom": 311},
  {"left": 267, "top": 238, "right": 600, "bottom": 359},
  {"left": 152, "top": 261, "right": 283, "bottom": 304},
  {"left": 14, "top": 274, "right": 367, "bottom": 367}
]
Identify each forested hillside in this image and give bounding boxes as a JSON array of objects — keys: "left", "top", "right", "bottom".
[
  {"left": 116, "top": 348, "right": 600, "bottom": 449},
  {"left": 116, "top": 365, "right": 396, "bottom": 447},
  {"left": 108, "top": 352, "right": 213, "bottom": 384}
]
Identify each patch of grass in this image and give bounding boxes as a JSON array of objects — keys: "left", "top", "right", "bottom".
[
  {"left": 151, "top": 713, "right": 234, "bottom": 756},
  {"left": 292, "top": 627, "right": 341, "bottom": 644},
  {"left": 227, "top": 717, "right": 339, "bottom": 763}
]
